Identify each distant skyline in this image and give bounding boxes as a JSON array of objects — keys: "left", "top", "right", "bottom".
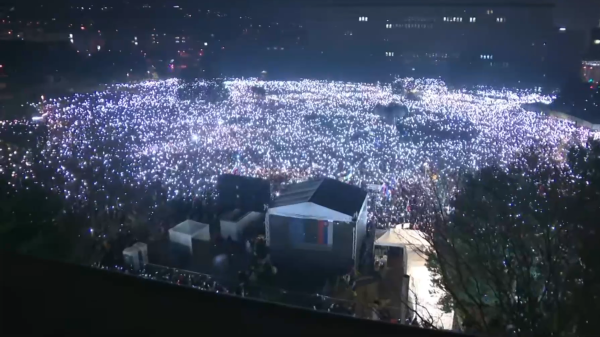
[
  {"left": 555, "top": 0, "right": 600, "bottom": 30},
  {"left": 10, "top": 0, "right": 600, "bottom": 30}
]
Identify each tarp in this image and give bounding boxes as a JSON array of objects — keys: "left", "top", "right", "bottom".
[{"left": 374, "top": 227, "right": 429, "bottom": 249}]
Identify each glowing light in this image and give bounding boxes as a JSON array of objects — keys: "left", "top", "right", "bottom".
[{"left": 0, "top": 77, "right": 596, "bottom": 235}]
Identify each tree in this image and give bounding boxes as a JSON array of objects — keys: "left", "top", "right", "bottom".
[
  {"left": 416, "top": 141, "right": 600, "bottom": 336},
  {"left": 563, "top": 140, "right": 600, "bottom": 337},
  {"left": 0, "top": 177, "right": 73, "bottom": 260}
]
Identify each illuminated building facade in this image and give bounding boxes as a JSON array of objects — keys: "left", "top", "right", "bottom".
[
  {"left": 299, "top": 0, "right": 562, "bottom": 84},
  {"left": 583, "top": 27, "right": 600, "bottom": 84}
]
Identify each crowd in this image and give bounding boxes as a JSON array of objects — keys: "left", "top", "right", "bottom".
[{"left": 1, "top": 77, "right": 598, "bottom": 230}]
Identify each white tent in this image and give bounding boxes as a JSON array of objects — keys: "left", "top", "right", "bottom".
[
  {"left": 220, "top": 209, "right": 262, "bottom": 241},
  {"left": 123, "top": 242, "right": 148, "bottom": 270},
  {"left": 267, "top": 178, "right": 367, "bottom": 223},
  {"left": 375, "top": 226, "right": 453, "bottom": 330},
  {"left": 169, "top": 220, "right": 210, "bottom": 254},
  {"left": 374, "top": 227, "right": 430, "bottom": 251}
]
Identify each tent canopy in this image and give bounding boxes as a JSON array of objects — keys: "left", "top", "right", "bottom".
[
  {"left": 170, "top": 220, "right": 209, "bottom": 236},
  {"left": 374, "top": 226, "right": 430, "bottom": 249},
  {"left": 270, "top": 178, "right": 367, "bottom": 218}
]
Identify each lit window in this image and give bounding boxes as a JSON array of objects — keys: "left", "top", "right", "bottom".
[
  {"left": 359, "top": 16, "right": 368, "bottom": 22},
  {"left": 386, "top": 52, "right": 394, "bottom": 57},
  {"left": 385, "top": 24, "right": 392, "bottom": 28},
  {"left": 487, "top": 10, "right": 494, "bottom": 15},
  {"left": 470, "top": 17, "right": 476, "bottom": 23},
  {"left": 595, "top": 40, "right": 600, "bottom": 45},
  {"left": 497, "top": 17, "right": 506, "bottom": 23}
]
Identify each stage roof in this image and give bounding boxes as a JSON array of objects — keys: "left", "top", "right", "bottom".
[
  {"left": 271, "top": 178, "right": 367, "bottom": 217},
  {"left": 375, "top": 227, "right": 430, "bottom": 249}
]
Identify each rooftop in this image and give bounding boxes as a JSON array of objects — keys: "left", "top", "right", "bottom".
[
  {"left": 170, "top": 220, "right": 209, "bottom": 235},
  {"left": 221, "top": 209, "right": 249, "bottom": 222},
  {"left": 0, "top": 251, "right": 464, "bottom": 337},
  {"left": 272, "top": 178, "right": 367, "bottom": 217}
]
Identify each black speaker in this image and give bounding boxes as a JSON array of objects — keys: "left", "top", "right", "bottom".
[{"left": 217, "top": 174, "right": 271, "bottom": 212}]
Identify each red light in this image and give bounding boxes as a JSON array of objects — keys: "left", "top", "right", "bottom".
[
  {"left": 0, "top": 65, "right": 3, "bottom": 68},
  {"left": 81, "top": 26, "right": 85, "bottom": 30}
]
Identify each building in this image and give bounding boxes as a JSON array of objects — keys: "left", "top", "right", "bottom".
[
  {"left": 0, "top": 64, "right": 10, "bottom": 102},
  {"left": 582, "top": 26, "right": 600, "bottom": 84},
  {"left": 1, "top": 252, "right": 463, "bottom": 337},
  {"left": 219, "top": 209, "right": 263, "bottom": 241},
  {"left": 589, "top": 25, "right": 600, "bottom": 58},
  {"left": 266, "top": 178, "right": 368, "bottom": 273},
  {"left": 294, "top": 0, "right": 558, "bottom": 84}
]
